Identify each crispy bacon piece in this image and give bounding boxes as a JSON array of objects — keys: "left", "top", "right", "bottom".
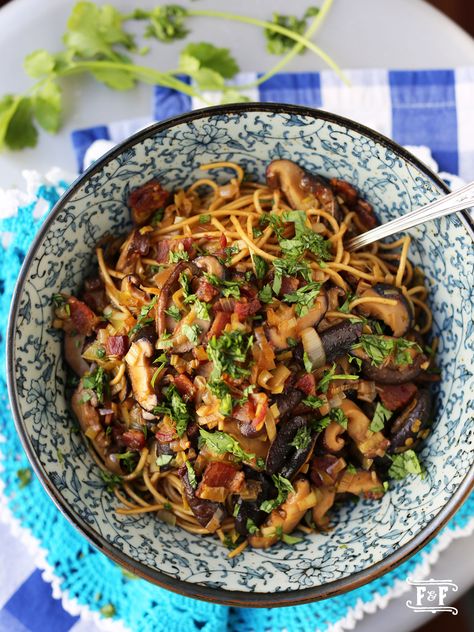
[
  {"left": 63, "top": 297, "right": 98, "bottom": 335},
  {"left": 280, "top": 275, "right": 299, "bottom": 296},
  {"left": 207, "top": 311, "right": 231, "bottom": 339},
  {"left": 295, "top": 373, "right": 316, "bottom": 396},
  {"left": 122, "top": 430, "right": 146, "bottom": 451},
  {"left": 155, "top": 240, "right": 170, "bottom": 263},
  {"left": 82, "top": 277, "right": 108, "bottom": 314},
  {"left": 330, "top": 178, "right": 378, "bottom": 230},
  {"left": 195, "top": 278, "right": 219, "bottom": 302},
  {"left": 128, "top": 180, "right": 169, "bottom": 226},
  {"left": 378, "top": 382, "right": 417, "bottom": 412},
  {"left": 116, "top": 230, "right": 151, "bottom": 272},
  {"left": 105, "top": 335, "right": 130, "bottom": 358},
  {"left": 330, "top": 178, "right": 359, "bottom": 206},
  {"left": 196, "top": 462, "right": 244, "bottom": 502},
  {"left": 173, "top": 374, "right": 196, "bottom": 401},
  {"left": 234, "top": 298, "right": 261, "bottom": 320},
  {"left": 234, "top": 393, "right": 268, "bottom": 436}
]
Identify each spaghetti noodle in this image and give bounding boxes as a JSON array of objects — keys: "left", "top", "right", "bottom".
[{"left": 55, "top": 159, "right": 438, "bottom": 553}]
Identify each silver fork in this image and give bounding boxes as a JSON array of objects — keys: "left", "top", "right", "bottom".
[{"left": 346, "top": 180, "right": 474, "bottom": 251}]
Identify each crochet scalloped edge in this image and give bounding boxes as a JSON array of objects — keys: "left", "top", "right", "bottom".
[{"left": 1, "top": 457, "right": 473, "bottom": 632}]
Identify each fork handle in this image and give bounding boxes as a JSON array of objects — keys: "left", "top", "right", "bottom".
[{"left": 346, "top": 180, "right": 474, "bottom": 251}]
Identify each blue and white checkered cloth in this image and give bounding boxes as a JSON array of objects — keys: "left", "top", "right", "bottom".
[{"left": 2, "top": 67, "right": 474, "bottom": 632}]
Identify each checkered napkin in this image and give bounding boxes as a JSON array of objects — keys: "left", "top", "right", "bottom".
[{"left": 2, "top": 67, "right": 474, "bottom": 632}]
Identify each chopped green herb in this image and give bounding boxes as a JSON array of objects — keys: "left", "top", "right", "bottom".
[
  {"left": 260, "top": 474, "right": 294, "bottom": 513},
  {"left": 208, "top": 380, "right": 232, "bottom": 416},
  {"left": 353, "top": 335, "right": 420, "bottom": 367},
  {"left": 199, "top": 428, "right": 256, "bottom": 462},
  {"left": 52, "top": 293, "right": 67, "bottom": 308},
  {"left": 151, "top": 209, "right": 164, "bottom": 225},
  {"left": 311, "top": 416, "right": 331, "bottom": 432},
  {"left": 279, "top": 210, "right": 332, "bottom": 261},
  {"left": 331, "top": 407, "right": 348, "bottom": 428},
  {"left": 274, "top": 525, "right": 303, "bottom": 545},
  {"left": 199, "top": 214, "right": 211, "bottom": 224},
  {"left": 164, "top": 501, "right": 172, "bottom": 511},
  {"left": 272, "top": 257, "right": 311, "bottom": 294},
  {"left": 253, "top": 254, "right": 268, "bottom": 280},
  {"left": 346, "top": 463, "right": 357, "bottom": 474},
  {"left": 179, "top": 271, "right": 191, "bottom": 298},
  {"left": 370, "top": 402, "right": 392, "bottom": 432},
  {"left": 318, "top": 363, "right": 358, "bottom": 393},
  {"left": 233, "top": 503, "right": 240, "bottom": 517},
  {"left": 388, "top": 450, "right": 424, "bottom": 480},
  {"left": 283, "top": 281, "right": 321, "bottom": 316},
  {"left": 290, "top": 426, "right": 312, "bottom": 450},
  {"left": 265, "top": 7, "right": 319, "bottom": 55},
  {"left": 82, "top": 366, "right": 109, "bottom": 403},
  {"left": 156, "top": 454, "right": 173, "bottom": 467},
  {"left": 168, "top": 249, "right": 189, "bottom": 263},
  {"left": 338, "top": 293, "right": 354, "bottom": 314},
  {"left": 100, "top": 470, "right": 122, "bottom": 492},
  {"left": 302, "top": 395, "right": 324, "bottom": 409},
  {"left": 204, "top": 272, "right": 242, "bottom": 298},
  {"left": 185, "top": 460, "right": 197, "bottom": 488},
  {"left": 286, "top": 337, "right": 298, "bottom": 348},
  {"left": 96, "top": 346, "right": 106, "bottom": 359},
  {"left": 347, "top": 354, "right": 363, "bottom": 370},
  {"left": 153, "top": 384, "right": 190, "bottom": 437},
  {"left": 207, "top": 330, "right": 253, "bottom": 381},
  {"left": 192, "top": 299, "right": 211, "bottom": 320},
  {"left": 260, "top": 212, "right": 285, "bottom": 238},
  {"left": 252, "top": 226, "right": 263, "bottom": 238},
  {"left": 17, "top": 467, "right": 32, "bottom": 488},
  {"left": 246, "top": 518, "right": 259, "bottom": 534},
  {"left": 116, "top": 451, "right": 137, "bottom": 473},
  {"left": 164, "top": 305, "right": 181, "bottom": 321},
  {"left": 181, "top": 323, "right": 202, "bottom": 344},
  {"left": 258, "top": 283, "right": 273, "bottom": 303},
  {"left": 130, "top": 296, "right": 158, "bottom": 336}
]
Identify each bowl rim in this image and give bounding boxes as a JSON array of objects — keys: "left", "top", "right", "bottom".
[{"left": 7, "top": 102, "right": 474, "bottom": 607}]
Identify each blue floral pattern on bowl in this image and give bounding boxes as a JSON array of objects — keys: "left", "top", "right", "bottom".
[{"left": 8, "top": 105, "right": 474, "bottom": 604}]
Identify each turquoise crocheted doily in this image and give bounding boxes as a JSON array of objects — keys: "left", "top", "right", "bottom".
[{"left": 1, "top": 180, "right": 473, "bottom": 632}]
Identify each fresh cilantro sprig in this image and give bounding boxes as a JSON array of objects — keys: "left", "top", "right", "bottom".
[
  {"left": 290, "top": 426, "right": 312, "bottom": 450},
  {"left": 388, "top": 450, "right": 424, "bottom": 480},
  {"left": 207, "top": 330, "right": 253, "bottom": 381},
  {"left": 272, "top": 257, "right": 311, "bottom": 294},
  {"left": 82, "top": 366, "right": 109, "bottom": 403},
  {"left": 130, "top": 296, "right": 158, "bottom": 336},
  {"left": 265, "top": 7, "right": 319, "bottom": 55},
  {"left": 208, "top": 380, "right": 233, "bottom": 415},
  {"left": 353, "top": 335, "right": 420, "bottom": 367},
  {"left": 279, "top": 211, "right": 332, "bottom": 262},
  {"left": 0, "top": 1, "right": 344, "bottom": 152},
  {"left": 318, "top": 363, "right": 358, "bottom": 393},
  {"left": 370, "top": 402, "right": 392, "bottom": 432},
  {"left": 204, "top": 272, "right": 242, "bottom": 298},
  {"left": 199, "top": 428, "right": 256, "bottom": 462}
]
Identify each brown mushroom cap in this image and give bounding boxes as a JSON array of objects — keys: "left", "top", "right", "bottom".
[{"left": 124, "top": 336, "right": 158, "bottom": 412}]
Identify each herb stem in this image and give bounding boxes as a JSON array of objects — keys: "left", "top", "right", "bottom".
[{"left": 188, "top": 7, "right": 349, "bottom": 86}]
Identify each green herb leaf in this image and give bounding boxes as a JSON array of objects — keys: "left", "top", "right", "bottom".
[
  {"left": 388, "top": 450, "right": 424, "bottom": 480},
  {"left": 32, "top": 80, "right": 62, "bottom": 133},
  {"left": 346, "top": 463, "right": 357, "bottom": 474},
  {"left": 116, "top": 451, "right": 137, "bottom": 473},
  {"left": 208, "top": 380, "right": 232, "bottom": 415},
  {"left": 99, "top": 470, "right": 122, "bottom": 491},
  {"left": 279, "top": 210, "right": 332, "bottom": 261},
  {"left": 192, "top": 299, "right": 211, "bottom": 320},
  {"left": 164, "top": 305, "right": 181, "bottom": 321},
  {"left": 302, "top": 395, "right": 324, "bottom": 409},
  {"left": 199, "top": 428, "right": 256, "bottom": 462},
  {"left": 318, "top": 363, "right": 358, "bottom": 393},
  {"left": 204, "top": 273, "right": 242, "bottom": 298},
  {"left": 199, "top": 214, "right": 211, "bottom": 224},
  {"left": 283, "top": 281, "right": 321, "bottom": 316},
  {"left": 311, "top": 416, "right": 331, "bottom": 432},
  {"left": 96, "top": 346, "right": 106, "bottom": 359},
  {"left": 281, "top": 531, "right": 303, "bottom": 545},
  {"left": 246, "top": 518, "right": 259, "bottom": 534},
  {"left": 290, "top": 426, "right": 312, "bottom": 450},
  {"left": 253, "top": 254, "right": 268, "bottom": 280},
  {"left": 265, "top": 7, "right": 319, "bottom": 55},
  {"left": 156, "top": 454, "right": 173, "bottom": 467},
  {"left": 207, "top": 330, "right": 253, "bottom": 381},
  {"left": 168, "top": 249, "right": 189, "bottom": 263},
  {"left": 272, "top": 257, "right": 311, "bottom": 294},
  {"left": 82, "top": 366, "right": 109, "bottom": 403},
  {"left": 153, "top": 384, "right": 190, "bottom": 437},
  {"left": 347, "top": 354, "right": 362, "bottom": 370},
  {"left": 260, "top": 474, "right": 294, "bottom": 513},
  {"left": 303, "top": 351, "right": 313, "bottom": 374},
  {"left": 353, "top": 335, "right": 420, "bottom": 367},
  {"left": 258, "top": 283, "right": 273, "bottom": 303},
  {"left": 185, "top": 460, "right": 198, "bottom": 488},
  {"left": 130, "top": 295, "right": 158, "bottom": 336},
  {"left": 24, "top": 49, "right": 56, "bottom": 78},
  {"left": 260, "top": 212, "right": 285, "bottom": 238},
  {"left": 0, "top": 95, "right": 38, "bottom": 150},
  {"left": 331, "top": 407, "right": 348, "bottom": 428},
  {"left": 181, "top": 323, "right": 202, "bottom": 344},
  {"left": 180, "top": 42, "right": 239, "bottom": 79},
  {"left": 17, "top": 467, "right": 32, "bottom": 489},
  {"left": 370, "top": 402, "right": 392, "bottom": 432},
  {"left": 143, "top": 5, "right": 189, "bottom": 43}
]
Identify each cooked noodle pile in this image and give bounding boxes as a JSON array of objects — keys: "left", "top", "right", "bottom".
[{"left": 54, "top": 160, "right": 437, "bottom": 556}]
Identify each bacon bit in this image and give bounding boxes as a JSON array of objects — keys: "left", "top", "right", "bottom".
[
  {"left": 213, "top": 297, "right": 237, "bottom": 313},
  {"left": 155, "top": 240, "right": 170, "bottom": 263},
  {"left": 117, "top": 230, "right": 151, "bottom": 273},
  {"left": 63, "top": 297, "right": 98, "bottom": 335},
  {"left": 251, "top": 392, "right": 268, "bottom": 431},
  {"left": 105, "top": 335, "right": 130, "bottom": 358},
  {"left": 208, "top": 312, "right": 231, "bottom": 338},
  {"left": 330, "top": 178, "right": 359, "bottom": 206},
  {"left": 128, "top": 180, "right": 169, "bottom": 226},
  {"left": 173, "top": 374, "right": 197, "bottom": 401},
  {"left": 122, "top": 430, "right": 146, "bottom": 451},
  {"left": 378, "top": 382, "right": 417, "bottom": 411},
  {"left": 355, "top": 199, "right": 377, "bottom": 230},
  {"left": 280, "top": 275, "right": 299, "bottom": 296},
  {"left": 198, "top": 462, "right": 244, "bottom": 494},
  {"left": 295, "top": 373, "right": 316, "bottom": 396},
  {"left": 219, "top": 234, "right": 228, "bottom": 249},
  {"left": 234, "top": 298, "right": 261, "bottom": 320},
  {"left": 196, "top": 278, "right": 219, "bottom": 302},
  {"left": 330, "top": 178, "right": 378, "bottom": 229}
]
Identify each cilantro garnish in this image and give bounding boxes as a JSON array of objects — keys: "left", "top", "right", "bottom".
[
  {"left": 353, "top": 335, "right": 420, "bottom": 367},
  {"left": 99, "top": 470, "right": 122, "bottom": 492},
  {"left": 303, "top": 352, "right": 313, "bottom": 373},
  {"left": 317, "top": 363, "right": 358, "bottom": 393},
  {"left": 208, "top": 380, "right": 233, "bottom": 415},
  {"left": 302, "top": 395, "right": 324, "bottom": 409},
  {"left": 283, "top": 281, "right": 321, "bottom": 316},
  {"left": 272, "top": 257, "right": 311, "bottom": 294},
  {"left": 388, "top": 450, "right": 424, "bottom": 480},
  {"left": 207, "top": 330, "right": 253, "bottom": 381},
  {"left": 370, "top": 402, "right": 392, "bottom": 432},
  {"left": 258, "top": 283, "right": 273, "bottom": 303},
  {"left": 185, "top": 460, "right": 198, "bottom": 489},
  {"left": 246, "top": 518, "right": 259, "bottom": 534},
  {"left": 331, "top": 407, "right": 348, "bottom": 429},
  {"left": 165, "top": 305, "right": 181, "bottom": 321},
  {"left": 274, "top": 525, "right": 303, "bottom": 545},
  {"left": 199, "top": 214, "right": 211, "bottom": 224},
  {"left": 181, "top": 323, "right": 202, "bottom": 344},
  {"left": 265, "top": 7, "right": 319, "bottom": 55},
  {"left": 279, "top": 210, "right": 332, "bottom": 261},
  {"left": 82, "top": 366, "right": 109, "bottom": 403},
  {"left": 290, "top": 426, "right": 312, "bottom": 450},
  {"left": 168, "top": 250, "right": 189, "bottom": 263},
  {"left": 260, "top": 474, "right": 294, "bottom": 513},
  {"left": 204, "top": 273, "right": 242, "bottom": 298},
  {"left": 130, "top": 296, "right": 158, "bottom": 336},
  {"left": 260, "top": 212, "right": 285, "bottom": 238},
  {"left": 153, "top": 384, "right": 191, "bottom": 437},
  {"left": 253, "top": 254, "right": 268, "bottom": 280},
  {"left": 116, "top": 451, "right": 137, "bottom": 473},
  {"left": 156, "top": 454, "right": 173, "bottom": 467},
  {"left": 199, "top": 428, "right": 256, "bottom": 462}
]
